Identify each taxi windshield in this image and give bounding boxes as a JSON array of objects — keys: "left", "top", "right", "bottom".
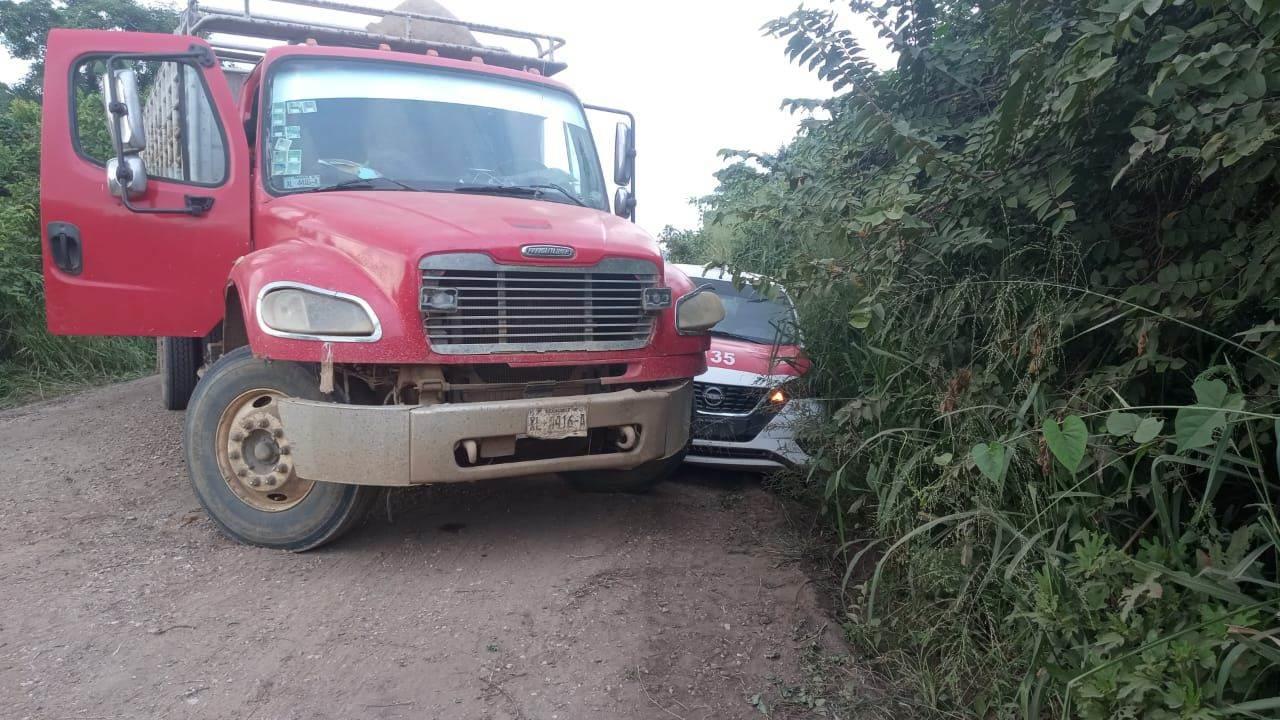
[{"left": 698, "top": 277, "right": 799, "bottom": 346}]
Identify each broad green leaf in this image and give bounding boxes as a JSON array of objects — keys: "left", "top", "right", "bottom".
[
  {"left": 1081, "top": 56, "right": 1117, "bottom": 81},
  {"left": 970, "top": 442, "right": 1008, "bottom": 484},
  {"left": 1180, "top": 401, "right": 1241, "bottom": 449},
  {"left": 1133, "top": 417, "right": 1165, "bottom": 443},
  {"left": 933, "top": 452, "right": 954, "bottom": 466},
  {"left": 1043, "top": 416, "right": 1088, "bottom": 472},
  {"left": 1174, "top": 377, "right": 1244, "bottom": 452},
  {"left": 1194, "top": 376, "right": 1229, "bottom": 406},
  {"left": 1130, "top": 126, "right": 1158, "bottom": 142},
  {"left": 849, "top": 306, "right": 873, "bottom": 329},
  {"left": 1106, "top": 412, "right": 1142, "bottom": 436},
  {"left": 1243, "top": 71, "right": 1266, "bottom": 99},
  {"left": 1146, "top": 37, "right": 1180, "bottom": 63},
  {"left": 1141, "top": 0, "right": 1161, "bottom": 14}
]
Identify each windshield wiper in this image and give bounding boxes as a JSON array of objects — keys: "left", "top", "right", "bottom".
[
  {"left": 710, "top": 329, "right": 775, "bottom": 344},
  {"left": 453, "top": 183, "right": 588, "bottom": 207},
  {"left": 290, "top": 176, "right": 418, "bottom": 194},
  {"left": 522, "top": 183, "right": 588, "bottom": 207},
  {"left": 710, "top": 329, "right": 760, "bottom": 342}
]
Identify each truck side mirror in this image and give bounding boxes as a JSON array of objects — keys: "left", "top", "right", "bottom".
[
  {"left": 99, "top": 68, "right": 147, "bottom": 154},
  {"left": 99, "top": 67, "right": 150, "bottom": 199},
  {"left": 107, "top": 156, "right": 148, "bottom": 198},
  {"left": 613, "top": 121, "right": 634, "bottom": 187},
  {"left": 613, "top": 187, "right": 635, "bottom": 219}
]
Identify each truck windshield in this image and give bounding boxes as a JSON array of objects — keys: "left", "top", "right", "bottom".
[
  {"left": 264, "top": 58, "right": 608, "bottom": 210},
  {"left": 698, "top": 277, "right": 799, "bottom": 346}
]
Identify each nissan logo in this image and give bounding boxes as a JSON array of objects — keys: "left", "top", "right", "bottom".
[
  {"left": 521, "top": 244, "right": 575, "bottom": 259},
  {"left": 702, "top": 386, "right": 725, "bottom": 408}
]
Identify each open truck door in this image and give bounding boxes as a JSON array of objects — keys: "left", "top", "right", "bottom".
[{"left": 40, "top": 29, "right": 250, "bottom": 337}]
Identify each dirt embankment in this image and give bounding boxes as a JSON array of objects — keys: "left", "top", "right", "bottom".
[{"left": 0, "top": 378, "right": 845, "bottom": 719}]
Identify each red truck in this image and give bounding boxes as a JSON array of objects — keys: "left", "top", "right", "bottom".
[{"left": 38, "top": 0, "right": 723, "bottom": 550}]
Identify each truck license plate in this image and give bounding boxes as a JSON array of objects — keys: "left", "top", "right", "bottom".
[{"left": 527, "top": 406, "right": 588, "bottom": 439}]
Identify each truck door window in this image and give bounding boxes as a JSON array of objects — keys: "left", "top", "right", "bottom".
[
  {"left": 71, "top": 57, "right": 228, "bottom": 186},
  {"left": 264, "top": 58, "right": 608, "bottom": 209}
]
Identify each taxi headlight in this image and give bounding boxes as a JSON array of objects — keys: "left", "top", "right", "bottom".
[{"left": 259, "top": 285, "right": 378, "bottom": 339}]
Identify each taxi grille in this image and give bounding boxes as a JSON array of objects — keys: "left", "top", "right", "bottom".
[
  {"left": 421, "top": 255, "right": 659, "bottom": 354},
  {"left": 693, "top": 382, "right": 767, "bottom": 415}
]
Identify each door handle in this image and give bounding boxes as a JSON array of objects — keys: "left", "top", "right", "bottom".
[{"left": 46, "top": 222, "right": 83, "bottom": 275}]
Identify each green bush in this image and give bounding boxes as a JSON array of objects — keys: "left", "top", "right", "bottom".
[
  {"left": 687, "top": 0, "right": 1280, "bottom": 716},
  {"left": 0, "top": 0, "right": 176, "bottom": 405}
]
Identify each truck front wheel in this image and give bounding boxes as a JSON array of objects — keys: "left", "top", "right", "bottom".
[
  {"left": 563, "top": 451, "right": 685, "bottom": 494},
  {"left": 183, "top": 347, "right": 378, "bottom": 551}
]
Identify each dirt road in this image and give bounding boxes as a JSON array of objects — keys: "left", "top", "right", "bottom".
[{"left": 0, "top": 378, "right": 841, "bottom": 719}]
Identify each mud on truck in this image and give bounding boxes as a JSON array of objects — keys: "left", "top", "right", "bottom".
[{"left": 39, "top": 0, "right": 724, "bottom": 550}]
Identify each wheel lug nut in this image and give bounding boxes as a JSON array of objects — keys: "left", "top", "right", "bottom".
[
  {"left": 241, "top": 420, "right": 253, "bottom": 430},
  {"left": 266, "top": 475, "right": 278, "bottom": 486},
  {"left": 249, "top": 477, "right": 261, "bottom": 487},
  {"left": 237, "top": 469, "right": 248, "bottom": 477},
  {"left": 273, "top": 428, "right": 284, "bottom": 438},
  {"left": 275, "top": 463, "right": 289, "bottom": 473},
  {"left": 228, "top": 450, "right": 241, "bottom": 460},
  {"left": 279, "top": 446, "right": 291, "bottom": 456},
  {"left": 259, "top": 419, "right": 270, "bottom": 428},
  {"left": 231, "top": 431, "right": 244, "bottom": 441}
]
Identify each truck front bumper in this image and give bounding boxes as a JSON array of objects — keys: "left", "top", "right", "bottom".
[{"left": 276, "top": 382, "right": 693, "bottom": 486}]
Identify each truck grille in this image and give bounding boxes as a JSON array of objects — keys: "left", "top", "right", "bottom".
[
  {"left": 694, "top": 382, "right": 766, "bottom": 415},
  {"left": 420, "top": 254, "right": 659, "bottom": 354}
]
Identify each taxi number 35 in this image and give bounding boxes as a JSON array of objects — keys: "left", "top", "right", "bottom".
[{"left": 709, "top": 350, "right": 736, "bottom": 366}]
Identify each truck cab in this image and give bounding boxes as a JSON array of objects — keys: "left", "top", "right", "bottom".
[{"left": 38, "top": 0, "right": 723, "bottom": 550}]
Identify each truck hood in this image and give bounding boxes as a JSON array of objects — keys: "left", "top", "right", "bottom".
[{"left": 258, "top": 191, "right": 661, "bottom": 270}]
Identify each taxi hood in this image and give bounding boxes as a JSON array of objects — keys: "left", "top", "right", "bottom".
[
  {"left": 257, "top": 190, "right": 661, "bottom": 269},
  {"left": 708, "top": 335, "right": 810, "bottom": 378}
]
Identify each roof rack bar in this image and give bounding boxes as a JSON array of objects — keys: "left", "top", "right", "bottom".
[
  {"left": 179, "top": 0, "right": 568, "bottom": 75},
  {"left": 268, "top": 0, "right": 565, "bottom": 59},
  {"left": 211, "top": 47, "right": 267, "bottom": 64}
]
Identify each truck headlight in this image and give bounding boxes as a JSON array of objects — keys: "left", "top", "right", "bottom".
[
  {"left": 675, "top": 286, "right": 725, "bottom": 334},
  {"left": 258, "top": 284, "right": 379, "bottom": 340}
]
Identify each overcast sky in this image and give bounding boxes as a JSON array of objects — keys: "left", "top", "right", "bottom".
[{"left": 0, "top": 0, "right": 894, "bottom": 234}]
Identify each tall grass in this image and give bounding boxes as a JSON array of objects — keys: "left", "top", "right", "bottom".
[{"left": 0, "top": 92, "right": 155, "bottom": 408}]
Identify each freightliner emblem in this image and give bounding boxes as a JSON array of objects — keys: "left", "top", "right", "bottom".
[{"left": 521, "top": 244, "right": 575, "bottom": 259}]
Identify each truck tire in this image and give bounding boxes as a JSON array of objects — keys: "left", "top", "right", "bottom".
[
  {"left": 183, "top": 347, "right": 378, "bottom": 551},
  {"left": 563, "top": 451, "right": 685, "bottom": 494},
  {"left": 159, "top": 337, "right": 201, "bottom": 411}
]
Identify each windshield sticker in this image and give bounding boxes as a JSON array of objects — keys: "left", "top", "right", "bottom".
[
  {"left": 284, "top": 125, "right": 301, "bottom": 140},
  {"left": 285, "top": 149, "right": 303, "bottom": 175},
  {"left": 271, "top": 108, "right": 285, "bottom": 127},
  {"left": 301, "top": 100, "right": 318, "bottom": 113},
  {"left": 271, "top": 125, "right": 285, "bottom": 138},
  {"left": 282, "top": 175, "right": 321, "bottom": 190},
  {"left": 286, "top": 100, "right": 304, "bottom": 114},
  {"left": 271, "top": 161, "right": 287, "bottom": 175},
  {"left": 274, "top": 137, "right": 292, "bottom": 152}
]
